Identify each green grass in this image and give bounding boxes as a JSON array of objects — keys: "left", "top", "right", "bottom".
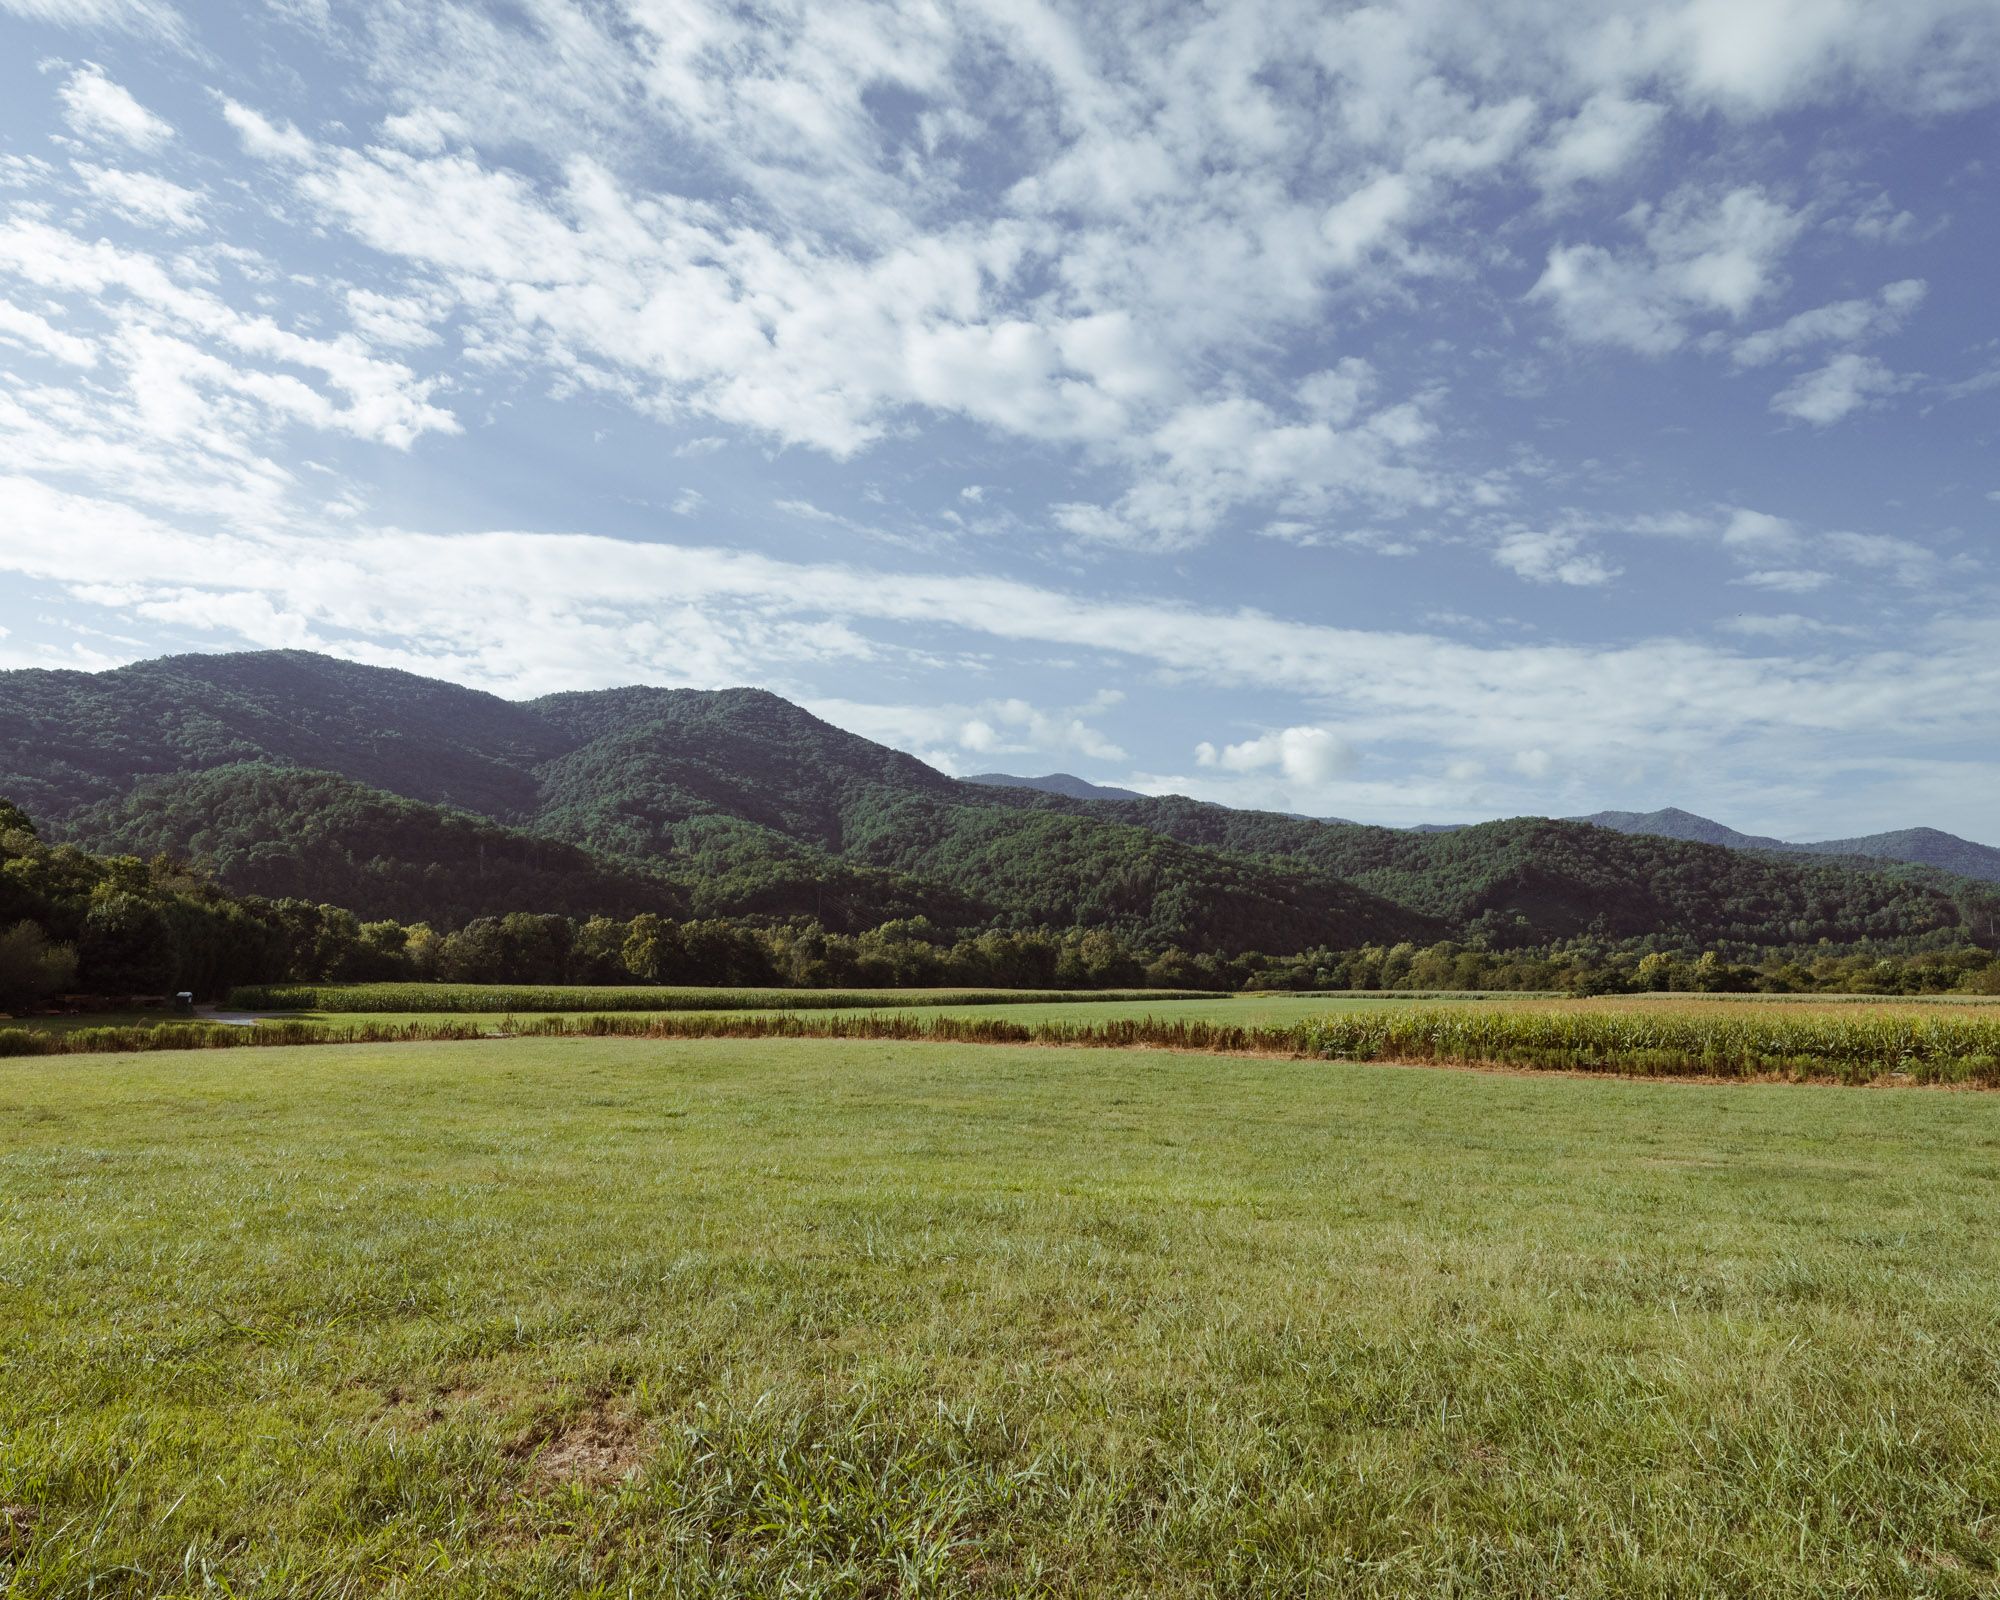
[{"left": 3, "top": 1035, "right": 1999, "bottom": 1595}]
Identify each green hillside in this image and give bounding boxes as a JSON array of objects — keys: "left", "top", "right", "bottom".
[
  {"left": 3, "top": 650, "right": 1996, "bottom": 956},
  {"left": 1577, "top": 807, "right": 2000, "bottom": 885},
  {"left": 1040, "top": 796, "right": 1995, "bottom": 949},
  {"left": 66, "top": 764, "right": 687, "bottom": 927}
]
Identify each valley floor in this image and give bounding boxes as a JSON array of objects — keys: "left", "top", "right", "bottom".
[{"left": 3, "top": 1036, "right": 1999, "bottom": 1594}]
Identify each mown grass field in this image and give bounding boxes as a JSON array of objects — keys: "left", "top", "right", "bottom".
[{"left": 3, "top": 1035, "right": 1999, "bottom": 1595}]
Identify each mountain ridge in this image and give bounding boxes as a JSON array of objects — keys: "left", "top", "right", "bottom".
[
  {"left": 1575, "top": 807, "right": 2000, "bottom": 885},
  {"left": 965, "top": 772, "right": 1146, "bottom": 801},
  {"left": 3, "top": 650, "right": 1996, "bottom": 953}
]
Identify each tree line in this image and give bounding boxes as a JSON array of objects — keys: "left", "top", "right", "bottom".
[{"left": 6, "top": 795, "right": 1998, "bottom": 1014}]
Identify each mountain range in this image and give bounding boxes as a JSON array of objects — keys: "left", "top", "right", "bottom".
[
  {"left": 1573, "top": 807, "right": 2000, "bottom": 884},
  {"left": 968, "top": 786, "right": 2000, "bottom": 886},
  {"left": 2, "top": 650, "right": 1995, "bottom": 954}
]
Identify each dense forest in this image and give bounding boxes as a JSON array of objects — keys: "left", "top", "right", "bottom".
[
  {"left": 3, "top": 651, "right": 1998, "bottom": 985},
  {"left": 5, "top": 795, "right": 1998, "bottom": 1011}
]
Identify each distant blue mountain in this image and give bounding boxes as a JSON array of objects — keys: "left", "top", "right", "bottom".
[{"left": 1576, "top": 807, "right": 2000, "bottom": 885}]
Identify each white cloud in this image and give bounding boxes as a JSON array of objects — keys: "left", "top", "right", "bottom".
[
  {"left": 1197, "top": 726, "right": 1357, "bottom": 787},
  {"left": 0, "top": 152, "right": 56, "bottom": 189},
  {"left": 2, "top": 484, "right": 1996, "bottom": 812},
  {"left": 1721, "top": 507, "right": 1800, "bottom": 558},
  {"left": 1590, "top": 0, "right": 2000, "bottom": 116},
  {"left": 118, "top": 0, "right": 1992, "bottom": 570},
  {"left": 1769, "top": 352, "right": 1914, "bottom": 425},
  {"left": 1719, "top": 613, "right": 1861, "bottom": 640},
  {"left": 1736, "top": 567, "right": 1832, "bottom": 593},
  {"left": 1849, "top": 193, "right": 1917, "bottom": 244},
  {"left": 1493, "top": 526, "right": 1618, "bottom": 586},
  {"left": 1, "top": 0, "right": 185, "bottom": 39},
  {"left": 1822, "top": 530, "right": 1946, "bottom": 587},
  {"left": 1531, "top": 185, "right": 1804, "bottom": 353},
  {"left": 217, "top": 98, "right": 314, "bottom": 162},
  {"left": 813, "top": 693, "right": 1127, "bottom": 766},
  {"left": 344, "top": 287, "right": 446, "bottom": 350},
  {"left": 0, "top": 295, "right": 97, "bottom": 366},
  {"left": 73, "top": 161, "right": 204, "bottom": 229},
  {"left": 1057, "top": 386, "right": 1447, "bottom": 550},
  {"left": 1532, "top": 94, "right": 1665, "bottom": 190},
  {"left": 1321, "top": 172, "right": 1417, "bottom": 267},
  {"left": 57, "top": 63, "right": 172, "bottom": 150},
  {"left": 1730, "top": 279, "right": 1926, "bottom": 367},
  {"left": 0, "top": 216, "right": 457, "bottom": 452}
]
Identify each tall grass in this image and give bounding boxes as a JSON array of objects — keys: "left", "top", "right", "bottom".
[
  {"left": 1291, "top": 1006, "right": 2000, "bottom": 1085},
  {"left": 10, "top": 1005, "right": 2000, "bottom": 1085}
]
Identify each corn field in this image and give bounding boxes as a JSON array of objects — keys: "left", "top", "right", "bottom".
[{"left": 6, "top": 1005, "right": 2000, "bottom": 1084}]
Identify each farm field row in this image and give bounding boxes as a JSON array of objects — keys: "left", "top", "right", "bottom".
[
  {"left": 283, "top": 989, "right": 2000, "bottom": 1032},
  {"left": 1, "top": 1033, "right": 1996, "bottom": 1594}
]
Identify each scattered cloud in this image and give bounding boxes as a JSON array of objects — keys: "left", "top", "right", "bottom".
[
  {"left": 1531, "top": 186, "right": 1805, "bottom": 354},
  {"left": 5, "top": 482, "right": 1993, "bottom": 808},
  {"left": 814, "top": 692, "right": 1127, "bottom": 767},
  {"left": 1532, "top": 94, "right": 1665, "bottom": 192},
  {"left": 1719, "top": 613, "right": 1863, "bottom": 640},
  {"left": 1, "top": 0, "right": 186, "bottom": 40},
  {"left": 1492, "top": 525, "right": 1618, "bottom": 586},
  {"left": 1721, "top": 507, "right": 1800, "bottom": 559},
  {"left": 1729, "top": 279, "right": 1926, "bottom": 367},
  {"left": 1, "top": 0, "right": 1998, "bottom": 834},
  {"left": 1822, "top": 530, "right": 1948, "bottom": 587},
  {"left": 1769, "top": 352, "right": 1915, "bottom": 425},
  {"left": 73, "top": 161, "right": 204, "bottom": 229},
  {"left": 57, "top": 62, "right": 172, "bottom": 150},
  {"left": 0, "top": 295, "right": 97, "bottom": 366},
  {"left": 1736, "top": 568, "right": 1833, "bottom": 593}
]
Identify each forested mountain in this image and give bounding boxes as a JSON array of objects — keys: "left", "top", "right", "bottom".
[
  {"left": 3, "top": 650, "right": 1996, "bottom": 955},
  {"left": 1575, "top": 807, "right": 1786, "bottom": 851},
  {"left": 1011, "top": 796, "right": 1997, "bottom": 948},
  {"left": 1789, "top": 828, "right": 2000, "bottom": 884},
  {"left": 966, "top": 772, "right": 1145, "bottom": 801},
  {"left": 66, "top": 764, "right": 687, "bottom": 927},
  {"left": 0, "top": 651, "right": 561, "bottom": 821},
  {"left": 1578, "top": 807, "right": 2000, "bottom": 885}
]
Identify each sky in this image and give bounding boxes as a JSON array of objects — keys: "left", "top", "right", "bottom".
[{"left": 0, "top": 0, "right": 1996, "bottom": 840}]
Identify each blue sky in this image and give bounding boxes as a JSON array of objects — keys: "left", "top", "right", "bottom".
[{"left": 0, "top": 0, "right": 1995, "bottom": 838}]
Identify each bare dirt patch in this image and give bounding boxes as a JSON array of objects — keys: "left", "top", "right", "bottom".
[
  {"left": 1, "top": 1504, "right": 36, "bottom": 1556},
  {"left": 509, "top": 1399, "right": 647, "bottom": 1489}
]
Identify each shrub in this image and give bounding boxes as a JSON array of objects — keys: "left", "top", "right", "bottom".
[{"left": 0, "top": 921, "right": 78, "bottom": 1013}]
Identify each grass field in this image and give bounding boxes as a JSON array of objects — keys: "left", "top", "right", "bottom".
[
  {"left": 266, "top": 993, "right": 1454, "bottom": 1032},
  {"left": 221, "top": 983, "right": 1234, "bottom": 1014},
  {"left": 3, "top": 1035, "right": 1999, "bottom": 1595}
]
